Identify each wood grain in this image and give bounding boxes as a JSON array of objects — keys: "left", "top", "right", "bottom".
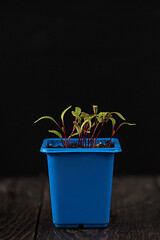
[
  {"left": 0, "top": 176, "right": 159, "bottom": 240},
  {"left": 36, "top": 176, "right": 160, "bottom": 240},
  {"left": 0, "top": 178, "right": 42, "bottom": 240}
]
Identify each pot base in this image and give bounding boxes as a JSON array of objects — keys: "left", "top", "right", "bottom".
[{"left": 54, "top": 223, "right": 108, "bottom": 228}]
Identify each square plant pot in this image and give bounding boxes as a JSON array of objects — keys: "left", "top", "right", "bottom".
[{"left": 40, "top": 138, "right": 122, "bottom": 228}]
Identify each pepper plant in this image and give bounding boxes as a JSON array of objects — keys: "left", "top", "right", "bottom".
[{"left": 34, "top": 105, "right": 135, "bottom": 148}]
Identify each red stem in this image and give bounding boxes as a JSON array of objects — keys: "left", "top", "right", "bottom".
[
  {"left": 106, "top": 126, "right": 114, "bottom": 147},
  {"left": 62, "top": 121, "right": 67, "bottom": 148},
  {"left": 86, "top": 123, "right": 90, "bottom": 147},
  {"left": 53, "top": 122, "right": 66, "bottom": 148},
  {"left": 88, "top": 133, "right": 90, "bottom": 147},
  {"left": 67, "top": 126, "right": 75, "bottom": 144},
  {"left": 85, "top": 123, "right": 89, "bottom": 147},
  {"left": 106, "top": 125, "right": 121, "bottom": 147},
  {"left": 83, "top": 129, "right": 85, "bottom": 147},
  {"left": 80, "top": 133, "right": 82, "bottom": 147},
  {"left": 89, "top": 119, "right": 98, "bottom": 143},
  {"left": 92, "top": 121, "right": 105, "bottom": 148},
  {"left": 67, "top": 118, "right": 77, "bottom": 146},
  {"left": 84, "top": 123, "right": 88, "bottom": 148},
  {"left": 54, "top": 121, "right": 63, "bottom": 132}
]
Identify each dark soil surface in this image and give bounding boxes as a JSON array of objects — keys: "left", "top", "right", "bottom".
[
  {"left": 46, "top": 140, "right": 115, "bottom": 148},
  {"left": 94, "top": 141, "right": 114, "bottom": 148}
]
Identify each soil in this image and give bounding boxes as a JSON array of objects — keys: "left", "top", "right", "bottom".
[{"left": 46, "top": 140, "right": 115, "bottom": 148}]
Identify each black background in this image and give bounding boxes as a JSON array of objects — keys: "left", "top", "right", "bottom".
[{"left": 0, "top": 2, "right": 160, "bottom": 176}]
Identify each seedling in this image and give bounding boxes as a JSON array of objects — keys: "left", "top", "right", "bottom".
[{"left": 34, "top": 105, "right": 136, "bottom": 148}]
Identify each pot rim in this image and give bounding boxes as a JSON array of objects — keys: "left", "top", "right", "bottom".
[{"left": 40, "top": 138, "right": 122, "bottom": 153}]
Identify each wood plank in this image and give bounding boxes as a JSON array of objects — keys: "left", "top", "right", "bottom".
[
  {"left": 155, "top": 176, "right": 160, "bottom": 190},
  {"left": 0, "top": 178, "right": 42, "bottom": 240},
  {"left": 36, "top": 176, "right": 160, "bottom": 240},
  {"left": 109, "top": 176, "right": 160, "bottom": 240}
]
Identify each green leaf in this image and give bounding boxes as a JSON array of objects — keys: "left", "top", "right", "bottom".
[
  {"left": 48, "top": 130, "right": 62, "bottom": 139},
  {"left": 81, "top": 112, "right": 94, "bottom": 129},
  {"left": 98, "top": 112, "right": 108, "bottom": 117},
  {"left": 98, "top": 112, "right": 109, "bottom": 121},
  {"left": 61, "top": 106, "right": 72, "bottom": 123},
  {"left": 71, "top": 111, "right": 76, "bottom": 117},
  {"left": 93, "top": 105, "right": 98, "bottom": 114},
  {"left": 104, "top": 112, "right": 112, "bottom": 122},
  {"left": 91, "top": 122, "right": 95, "bottom": 127},
  {"left": 94, "top": 122, "right": 100, "bottom": 131},
  {"left": 73, "top": 121, "right": 82, "bottom": 135},
  {"left": 110, "top": 117, "right": 116, "bottom": 128},
  {"left": 34, "top": 116, "right": 58, "bottom": 125},
  {"left": 123, "top": 122, "right": 136, "bottom": 126},
  {"left": 83, "top": 130, "right": 90, "bottom": 133},
  {"left": 111, "top": 112, "right": 126, "bottom": 121},
  {"left": 88, "top": 119, "right": 92, "bottom": 129},
  {"left": 72, "top": 111, "right": 81, "bottom": 122},
  {"left": 75, "top": 107, "right": 81, "bottom": 115},
  {"left": 81, "top": 112, "right": 92, "bottom": 128},
  {"left": 118, "top": 122, "right": 136, "bottom": 129},
  {"left": 89, "top": 114, "right": 97, "bottom": 119},
  {"left": 81, "top": 119, "right": 88, "bottom": 131},
  {"left": 97, "top": 116, "right": 103, "bottom": 122},
  {"left": 81, "top": 112, "right": 89, "bottom": 119},
  {"left": 70, "top": 132, "right": 79, "bottom": 137}
]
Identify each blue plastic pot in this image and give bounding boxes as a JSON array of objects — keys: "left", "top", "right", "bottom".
[{"left": 41, "top": 138, "right": 122, "bottom": 228}]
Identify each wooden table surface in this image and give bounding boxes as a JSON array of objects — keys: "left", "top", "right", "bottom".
[{"left": 0, "top": 176, "right": 160, "bottom": 240}]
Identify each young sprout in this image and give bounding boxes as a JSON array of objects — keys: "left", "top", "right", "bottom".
[
  {"left": 34, "top": 106, "right": 72, "bottom": 147},
  {"left": 34, "top": 105, "right": 136, "bottom": 148}
]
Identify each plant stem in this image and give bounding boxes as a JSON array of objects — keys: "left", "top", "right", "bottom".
[
  {"left": 80, "top": 133, "right": 82, "bottom": 147},
  {"left": 67, "top": 126, "right": 75, "bottom": 145},
  {"left": 92, "top": 121, "right": 105, "bottom": 148},
  {"left": 86, "top": 123, "right": 90, "bottom": 147},
  {"left": 83, "top": 130, "right": 85, "bottom": 147},
  {"left": 89, "top": 119, "right": 99, "bottom": 143},
  {"left": 106, "top": 125, "right": 114, "bottom": 147},
  {"left": 62, "top": 121, "right": 67, "bottom": 148},
  {"left": 78, "top": 134, "right": 80, "bottom": 146},
  {"left": 67, "top": 118, "right": 77, "bottom": 146},
  {"left": 88, "top": 133, "right": 90, "bottom": 147},
  {"left": 55, "top": 123, "right": 66, "bottom": 147},
  {"left": 84, "top": 123, "right": 88, "bottom": 148},
  {"left": 106, "top": 125, "right": 121, "bottom": 147},
  {"left": 53, "top": 123, "right": 66, "bottom": 147}
]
